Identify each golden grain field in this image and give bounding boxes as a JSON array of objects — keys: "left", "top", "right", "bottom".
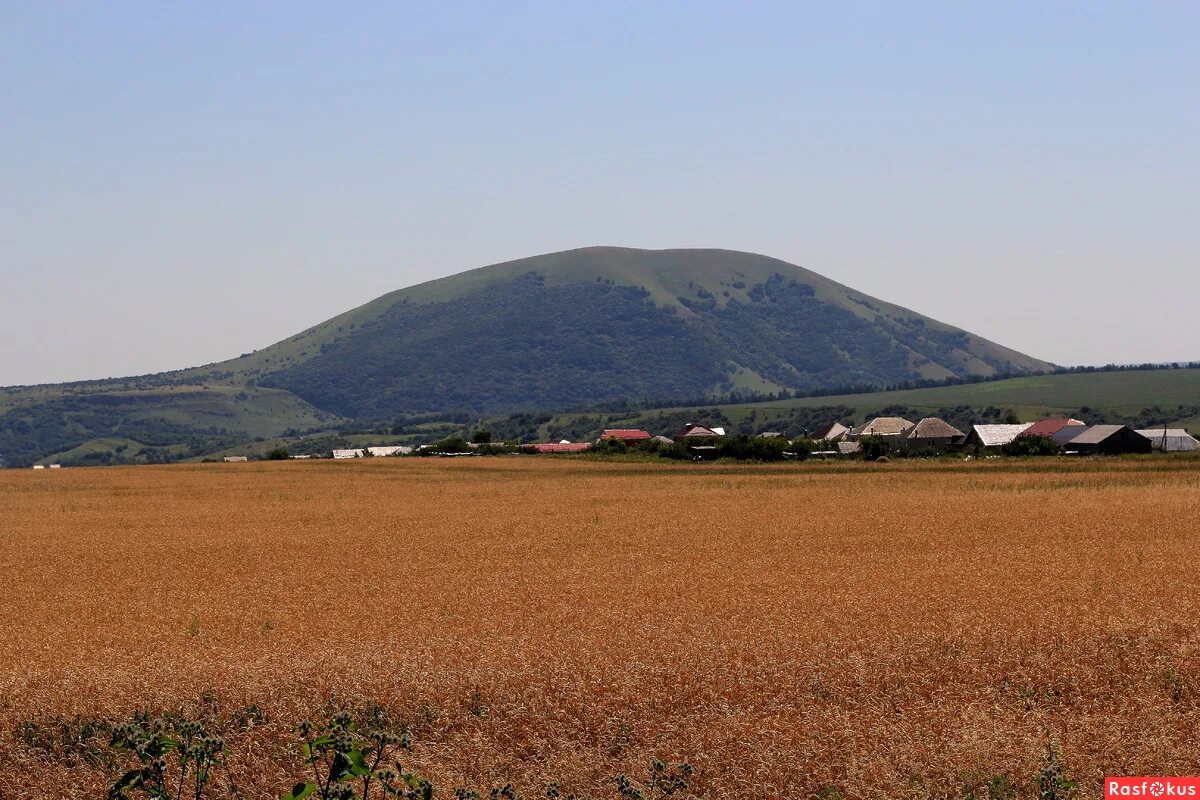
[{"left": 2, "top": 457, "right": 1199, "bottom": 799}]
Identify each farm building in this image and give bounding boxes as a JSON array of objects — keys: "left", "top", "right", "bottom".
[
  {"left": 900, "top": 418, "right": 966, "bottom": 451},
  {"left": 1135, "top": 428, "right": 1200, "bottom": 452},
  {"left": 602, "top": 429, "right": 652, "bottom": 446},
  {"left": 367, "top": 446, "right": 412, "bottom": 457},
  {"left": 1062, "top": 425, "right": 1152, "bottom": 455},
  {"left": 813, "top": 421, "right": 850, "bottom": 441},
  {"left": 223, "top": 456, "right": 249, "bottom": 463},
  {"left": 963, "top": 423, "right": 1033, "bottom": 449},
  {"left": 1019, "top": 418, "right": 1087, "bottom": 439},
  {"left": 1050, "top": 425, "right": 1089, "bottom": 447},
  {"left": 530, "top": 442, "right": 591, "bottom": 453},
  {"left": 837, "top": 441, "right": 861, "bottom": 455},
  {"left": 650, "top": 435, "right": 675, "bottom": 445},
  {"left": 847, "top": 417, "right": 914, "bottom": 439},
  {"left": 332, "top": 449, "right": 364, "bottom": 459}
]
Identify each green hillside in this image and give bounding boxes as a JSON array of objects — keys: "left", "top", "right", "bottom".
[{"left": 2, "top": 246, "right": 1058, "bottom": 465}]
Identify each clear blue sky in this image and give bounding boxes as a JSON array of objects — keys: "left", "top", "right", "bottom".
[{"left": 2, "top": 2, "right": 1197, "bottom": 385}]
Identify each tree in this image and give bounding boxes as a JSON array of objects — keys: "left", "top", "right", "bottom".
[
  {"left": 264, "top": 448, "right": 290, "bottom": 461},
  {"left": 470, "top": 429, "right": 492, "bottom": 444},
  {"left": 857, "top": 435, "right": 892, "bottom": 460}
]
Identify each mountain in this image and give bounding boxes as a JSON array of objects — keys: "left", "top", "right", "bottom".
[{"left": 1, "top": 247, "right": 1052, "bottom": 465}]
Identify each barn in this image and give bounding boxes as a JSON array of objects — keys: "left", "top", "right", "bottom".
[{"left": 1063, "top": 425, "right": 1152, "bottom": 455}]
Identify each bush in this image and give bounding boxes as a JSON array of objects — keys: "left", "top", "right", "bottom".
[
  {"left": 1001, "top": 435, "right": 1063, "bottom": 457},
  {"left": 263, "top": 448, "right": 290, "bottom": 461}
]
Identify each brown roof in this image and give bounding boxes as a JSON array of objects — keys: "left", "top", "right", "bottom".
[
  {"left": 851, "top": 417, "right": 914, "bottom": 437},
  {"left": 903, "top": 417, "right": 965, "bottom": 440},
  {"left": 1020, "top": 418, "right": 1087, "bottom": 438},
  {"left": 602, "top": 429, "right": 651, "bottom": 441},
  {"left": 530, "top": 442, "right": 591, "bottom": 453},
  {"left": 677, "top": 423, "right": 719, "bottom": 437}
]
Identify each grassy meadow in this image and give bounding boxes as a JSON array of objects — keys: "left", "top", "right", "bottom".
[{"left": 3, "top": 457, "right": 1199, "bottom": 798}]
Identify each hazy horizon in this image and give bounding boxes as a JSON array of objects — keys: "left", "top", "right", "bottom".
[{"left": 3, "top": 2, "right": 1197, "bottom": 386}]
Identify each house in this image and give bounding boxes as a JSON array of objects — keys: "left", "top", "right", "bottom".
[
  {"left": 1062, "top": 425, "right": 1152, "bottom": 455},
  {"left": 1019, "top": 418, "right": 1087, "bottom": 439},
  {"left": 963, "top": 423, "right": 1033, "bottom": 449},
  {"left": 757, "top": 431, "right": 784, "bottom": 438},
  {"left": 900, "top": 418, "right": 966, "bottom": 451},
  {"left": 1135, "top": 428, "right": 1200, "bottom": 452},
  {"left": 650, "top": 435, "right": 675, "bottom": 445},
  {"left": 530, "top": 442, "right": 591, "bottom": 453},
  {"left": 332, "top": 449, "right": 364, "bottom": 459},
  {"left": 675, "top": 423, "right": 724, "bottom": 441},
  {"left": 223, "top": 456, "right": 249, "bottom": 463},
  {"left": 602, "top": 429, "right": 652, "bottom": 446},
  {"left": 812, "top": 422, "right": 850, "bottom": 442},
  {"left": 847, "top": 417, "right": 914, "bottom": 439},
  {"left": 837, "top": 441, "right": 862, "bottom": 455}
]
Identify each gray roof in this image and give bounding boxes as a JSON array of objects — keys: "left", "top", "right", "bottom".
[
  {"left": 813, "top": 421, "right": 850, "bottom": 441},
  {"left": 850, "top": 417, "right": 914, "bottom": 437},
  {"left": 1135, "top": 429, "right": 1200, "bottom": 451},
  {"left": 1051, "top": 425, "right": 1089, "bottom": 445},
  {"left": 970, "top": 423, "right": 1032, "bottom": 447},
  {"left": 904, "top": 417, "right": 965, "bottom": 440},
  {"left": 1066, "top": 424, "right": 1135, "bottom": 445}
]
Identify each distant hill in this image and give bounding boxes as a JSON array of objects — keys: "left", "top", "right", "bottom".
[{"left": 1, "top": 246, "right": 1055, "bottom": 465}]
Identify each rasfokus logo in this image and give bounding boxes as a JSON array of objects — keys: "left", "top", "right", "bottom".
[{"left": 1107, "top": 777, "right": 1200, "bottom": 797}]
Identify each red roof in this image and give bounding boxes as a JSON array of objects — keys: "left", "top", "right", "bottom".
[
  {"left": 530, "top": 442, "right": 591, "bottom": 453},
  {"left": 602, "top": 429, "right": 651, "bottom": 441},
  {"left": 1020, "top": 418, "right": 1087, "bottom": 438}
]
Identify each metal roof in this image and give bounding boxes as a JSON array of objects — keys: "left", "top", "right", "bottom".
[
  {"left": 1051, "top": 425, "right": 1089, "bottom": 445},
  {"left": 602, "top": 429, "right": 651, "bottom": 440},
  {"left": 1021, "top": 418, "right": 1087, "bottom": 438},
  {"left": 1065, "top": 424, "right": 1132, "bottom": 445},
  {"left": 970, "top": 423, "right": 1033, "bottom": 447}
]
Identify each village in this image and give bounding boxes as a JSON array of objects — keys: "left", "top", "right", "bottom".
[{"left": 222, "top": 416, "right": 1200, "bottom": 463}]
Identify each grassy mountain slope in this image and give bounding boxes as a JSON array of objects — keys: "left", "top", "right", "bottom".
[
  {"left": 247, "top": 247, "right": 1052, "bottom": 417},
  {"left": 3, "top": 246, "right": 1056, "bottom": 465},
  {"left": 183, "top": 247, "right": 1049, "bottom": 389}
]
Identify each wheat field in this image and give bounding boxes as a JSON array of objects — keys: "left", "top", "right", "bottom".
[{"left": 1, "top": 457, "right": 1198, "bottom": 798}]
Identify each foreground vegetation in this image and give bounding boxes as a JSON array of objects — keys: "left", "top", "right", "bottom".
[{"left": 3, "top": 458, "right": 1199, "bottom": 797}]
